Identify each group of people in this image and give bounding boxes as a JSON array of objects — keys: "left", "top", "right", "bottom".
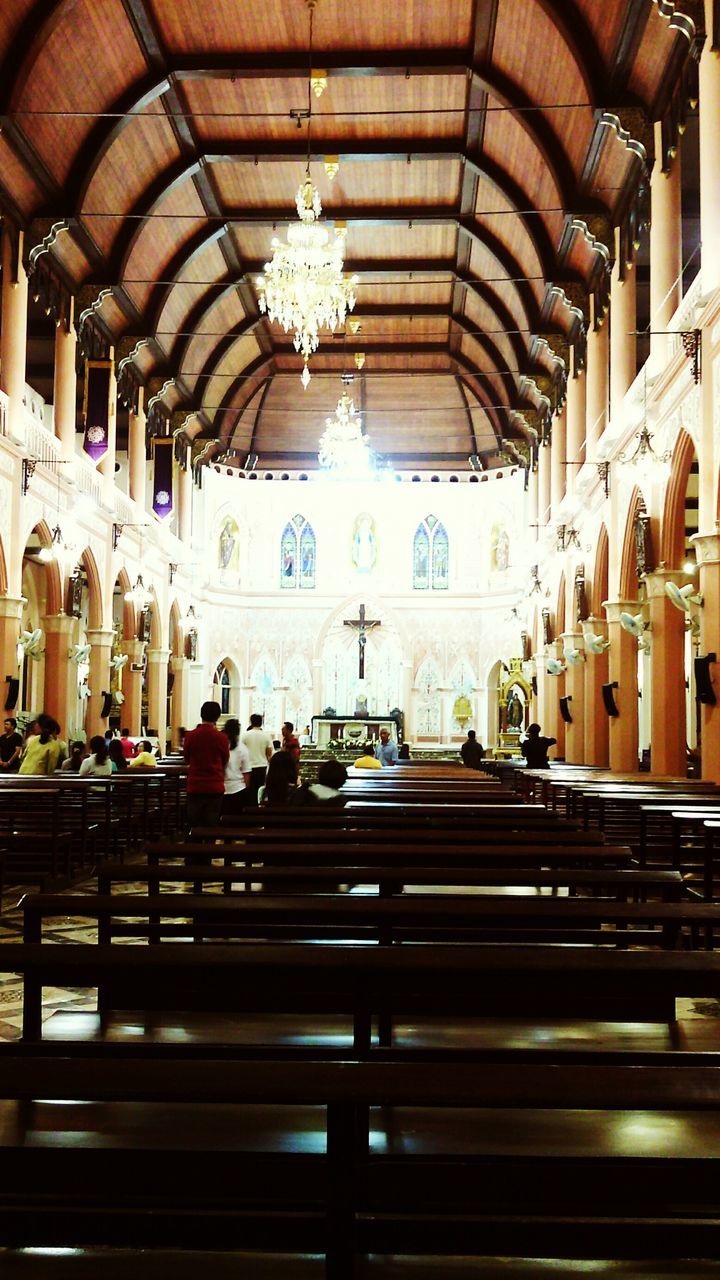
[
  {"left": 0, "top": 715, "right": 160, "bottom": 776},
  {"left": 183, "top": 704, "right": 349, "bottom": 827},
  {"left": 459, "top": 723, "right": 557, "bottom": 770}
]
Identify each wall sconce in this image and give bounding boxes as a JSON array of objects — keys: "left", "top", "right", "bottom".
[{"left": 169, "top": 563, "right": 178, "bottom": 585}]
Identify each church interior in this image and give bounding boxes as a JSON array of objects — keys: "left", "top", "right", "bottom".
[{"left": 1, "top": 0, "right": 720, "bottom": 1276}]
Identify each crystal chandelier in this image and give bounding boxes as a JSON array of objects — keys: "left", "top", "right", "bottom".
[
  {"left": 256, "top": 0, "right": 358, "bottom": 389},
  {"left": 318, "top": 392, "right": 372, "bottom": 475},
  {"left": 619, "top": 372, "right": 671, "bottom": 481},
  {"left": 124, "top": 574, "right": 152, "bottom": 607}
]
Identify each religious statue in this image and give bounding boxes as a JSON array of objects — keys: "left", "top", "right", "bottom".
[
  {"left": 507, "top": 687, "right": 524, "bottom": 730},
  {"left": 352, "top": 513, "right": 376, "bottom": 573},
  {"left": 218, "top": 517, "right": 238, "bottom": 572},
  {"left": 185, "top": 627, "right": 198, "bottom": 662},
  {"left": 491, "top": 524, "right": 510, "bottom": 573}
]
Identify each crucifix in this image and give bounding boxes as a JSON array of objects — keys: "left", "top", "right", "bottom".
[{"left": 344, "top": 603, "right": 381, "bottom": 679}]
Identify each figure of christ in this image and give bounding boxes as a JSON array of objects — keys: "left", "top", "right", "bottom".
[{"left": 343, "top": 603, "right": 381, "bottom": 680}]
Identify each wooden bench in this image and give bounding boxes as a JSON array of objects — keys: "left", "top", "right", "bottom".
[
  {"left": 22, "top": 890, "right": 720, "bottom": 950},
  {"left": 97, "top": 861, "right": 684, "bottom": 901},
  {"left": 14, "top": 940, "right": 720, "bottom": 1042},
  {"left": 1, "top": 1052, "right": 720, "bottom": 1275}
]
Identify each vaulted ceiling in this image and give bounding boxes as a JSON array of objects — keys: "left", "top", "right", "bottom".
[{"left": 0, "top": 0, "right": 702, "bottom": 471}]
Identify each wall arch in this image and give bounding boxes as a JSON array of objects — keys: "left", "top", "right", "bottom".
[
  {"left": 591, "top": 523, "right": 609, "bottom": 616},
  {"left": 78, "top": 546, "right": 103, "bottom": 631},
  {"left": 619, "top": 487, "right": 645, "bottom": 602},
  {"left": 661, "top": 428, "right": 696, "bottom": 568}
]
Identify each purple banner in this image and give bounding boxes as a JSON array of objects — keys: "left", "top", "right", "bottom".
[
  {"left": 82, "top": 360, "right": 111, "bottom": 462},
  {"left": 152, "top": 437, "right": 174, "bottom": 520}
]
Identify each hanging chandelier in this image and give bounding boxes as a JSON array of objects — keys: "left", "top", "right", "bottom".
[
  {"left": 124, "top": 574, "right": 152, "bottom": 608},
  {"left": 318, "top": 392, "right": 372, "bottom": 475},
  {"left": 256, "top": 0, "right": 358, "bottom": 389}
]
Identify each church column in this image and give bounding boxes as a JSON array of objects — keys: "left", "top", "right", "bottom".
[
  {"left": 177, "top": 445, "right": 192, "bottom": 544},
  {"left": 402, "top": 661, "right": 413, "bottom": 742},
  {"left": 699, "top": 1, "right": 720, "bottom": 297},
  {"left": 43, "top": 614, "right": 76, "bottom": 741},
  {"left": 146, "top": 647, "right": 171, "bottom": 751},
  {"left": 528, "top": 461, "right": 539, "bottom": 540},
  {"left": 644, "top": 569, "right": 687, "bottom": 776},
  {"left": 649, "top": 123, "right": 682, "bottom": 373},
  {"left": 0, "top": 597, "right": 23, "bottom": 709},
  {"left": 609, "top": 229, "right": 637, "bottom": 429},
  {"left": 565, "top": 367, "right": 586, "bottom": 494},
  {"left": 585, "top": 298, "right": 609, "bottom": 457},
  {"left": 85, "top": 628, "right": 115, "bottom": 739},
  {"left": 550, "top": 405, "right": 567, "bottom": 517},
  {"left": 691, "top": 531, "right": 720, "bottom": 782},
  {"left": 1, "top": 226, "right": 29, "bottom": 445},
  {"left": 98, "top": 350, "right": 117, "bottom": 510},
  {"left": 537, "top": 442, "right": 551, "bottom": 530},
  {"left": 128, "top": 388, "right": 147, "bottom": 510},
  {"left": 311, "top": 659, "right": 324, "bottom": 717},
  {"left": 560, "top": 632, "right": 585, "bottom": 763},
  {"left": 604, "top": 601, "right": 639, "bottom": 773},
  {"left": 120, "top": 637, "right": 145, "bottom": 736},
  {"left": 551, "top": 643, "right": 565, "bottom": 758},
  {"left": 170, "top": 654, "right": 189, "bottom": 748},
  {"left": 582, "top": 618, "right": 609, "bottom": 767},
  {"left": 53, "top": 298, "right": 77, "bottom": 462}
]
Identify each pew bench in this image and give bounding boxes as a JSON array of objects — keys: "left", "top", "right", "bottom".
[
  {"left": 1, "top": 1054, "right": 720, "bottom": 1275},
  {"left": 96, "top": 861, "right": 684, "bottom": 901}
]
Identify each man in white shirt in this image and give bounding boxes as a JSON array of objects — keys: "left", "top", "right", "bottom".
[{"left": 242, "top": 713, "right": 274, "bottom": 804}]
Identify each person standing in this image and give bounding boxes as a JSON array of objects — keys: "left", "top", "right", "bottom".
[
  {"left": 281, "top": 721, "right": 301, "bottom": 775},
  {"left": 520, "top": 722, "right": 557, "bottom": 769},
  {"left": 183, "top": 701, "right": 230, "bottom": 831},
  {"left": 119, "top": 728, "right": 135, "bottom": 760},
  {"left": 0, "top": 717, "right": 23, "bottom": 772},
  {"left": 19, "top": 717, "right": 62, "bottom": 774},
  {"left": 460, "top": 729, "right": 484, "bottom": 770},
  {"left": 222, "top": 718, "right": 251, "bottom": 817},
  {"left": 374, "top": 728, "right": 398, "bottom": 767},
  {"left": 242, "top": 713, "right": 274, "bottom": 804}
]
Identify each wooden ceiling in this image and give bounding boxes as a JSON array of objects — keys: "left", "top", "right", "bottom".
[{"left": 0, "top": 0, "right": 702, "bottom": 470}]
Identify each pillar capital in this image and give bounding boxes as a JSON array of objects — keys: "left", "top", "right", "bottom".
[
  {"left": 691, "top": 530, "right": 720, "bottom": 566},
  {"left": 43, "top": 612, "right": 77, "bottom": 637},
  {"left": 86, "top": 628, "right": 116, "bottom": 647},
  {"left": 146, "top": 647, "right": 171, "bottom": 665},
  {"left": 121, "top": 637, "right": 146, "bottom": 660},
  {"left": 0, "top": 596, "right": 24, "bottom": 621},
  {"left": 602, "top": 599, "right": 642, "bottom": 623},
  {"left": 641, "top": 567, "right": 689, "bottom": 600}
]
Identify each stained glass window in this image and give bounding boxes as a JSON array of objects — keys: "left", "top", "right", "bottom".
[
  {"left": 413, "top": 517, "right": 449, "bottom": 590},
  {"left": 281, "top": 514, "right": 316, "bottom": 589}
]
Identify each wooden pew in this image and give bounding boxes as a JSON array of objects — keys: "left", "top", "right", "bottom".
[
  {"left": 97, "top": 861, "right": 684, "bottom": 902},
  {"left": 12, "top": 940, "right": 720, "bottom": 1043},
  {"left": 21, "top": 890, "right": 720, "bottom": 950},
  {"left": 1, "top": 1054, "right": 720, "bottom": 1275}
]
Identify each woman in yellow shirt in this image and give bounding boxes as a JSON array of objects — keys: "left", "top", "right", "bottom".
[{"left": 19, "top": 718, "right": 62, "bottom": 775}]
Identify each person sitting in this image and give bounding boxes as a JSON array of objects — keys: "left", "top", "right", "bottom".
[
  {"left": 108, "top": 739, "right": 128, "bottom": 772},
  {"left": 460, "top": 729, "right": 484, "bottom": 770},
  {"left": 79, "top": 735, "right": 113, "bottom": 776},
  {"left": 303, "top": 759, "right": 348, "bottom": 806},
  {"left": 61, "top": 741, "right": 87, "bottom": 773},
  {"left": 129, "top": 740, "right": 157, "bottom": 769},
  {"left": 520, "top": 722, "right": 557, "bottom": 769},
  {"left": 398, "top": 742, "right": 411, "bottom": 760},
  {"left": 374, "top": 728, "right": 398, "bottom": 767},
  {"left": 353, "top": 746, "right": 382, "bottom": 770},
  {"left": 258, "top": 750, "right": 298, "bottom": 805},
  {"left": 19, "top": 716, "right": 62, "bottom": 775}
]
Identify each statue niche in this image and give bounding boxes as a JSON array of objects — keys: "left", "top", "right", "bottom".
[{"left": 497, "top": 658, "right": 531, "bottom": 758}]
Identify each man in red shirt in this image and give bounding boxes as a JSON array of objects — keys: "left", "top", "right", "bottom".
[
  {"left": 282, "top": 720, "right": 301, "bottom": 778},
  {"left": 119, "top": 728, "right": 135, "bottom": 760},
  {"left": 183, "top": 701, "right": 230, "bottom": 833}
]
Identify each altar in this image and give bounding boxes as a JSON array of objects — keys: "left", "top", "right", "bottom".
[{"left": 312, "top": 715, "right": 398, "bottom": 747}]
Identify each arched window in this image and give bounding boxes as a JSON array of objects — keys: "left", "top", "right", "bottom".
[
  {"left": 214, "top": 662, "right": 231, "bottom": 716},
  {"left": 413, "top": 516, "right": 448, "bottom": 590},
  {"left": 281, "top": 514, "right": 316, "bottom": 589}
]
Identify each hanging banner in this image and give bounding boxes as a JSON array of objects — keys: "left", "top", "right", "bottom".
[
  {"left": 82, "top": 359, "right": 112, "bottom": 462},
  {"left": 152, "top": 436, "right": 174, "bottom": 520}
]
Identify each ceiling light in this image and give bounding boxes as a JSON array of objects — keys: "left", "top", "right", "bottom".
[
  {"left": 311, "top": 69, "right": 327, "bottom": 98},
  {"left": 354, "top": 352, "right": 365, "bottom": 370},
  {"left": 323, "top": 155, "right": 339, "bottom": 180},
  {"left": 318, "top": 392, "right": 373, "bottom": 476}
]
